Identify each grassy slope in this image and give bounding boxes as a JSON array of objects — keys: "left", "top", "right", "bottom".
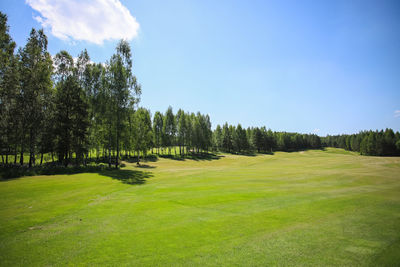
[{"left": 1, "top": 148, "right": 400, "bottom": 266}]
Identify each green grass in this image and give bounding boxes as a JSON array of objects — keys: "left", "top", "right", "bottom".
[{"left": 1, "top": 148, "right": 400, "bottom": 266}]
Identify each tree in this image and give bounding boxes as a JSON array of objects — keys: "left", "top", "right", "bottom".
[
  {"left": 177, "top": 109, "right": 187, "bottom": 155},
  {"left": 350, "top": 135, "right": 361, "bottom": 152},
  {"left": 213, "top": 125, "right": 223, "bottom": 151},
  {"left": 233, "top": 124, "right": 247, "bottom": 153},
  {"left": 153, "top": 111, "right": 164, "bottom": 154},
  {"left": 185, "top": 112, "right": 193, "bottom": 153},
  {"left": 83, "top": 62, "right": 106, "bottom": 159},
  {"left": 54, "top": 50, "right": 89, "bottom": 166},
  {"left": 133, "top": 108, "right": 152, "bottom": 164},
  {"left": 108, "top": 40, "right": 141, "bottom": 168},
  {"left": 221, "top": 123, "right": 232, "bottom": 152},
  {"left": 204, "top": 114, "right": 212, "bottom": 152},
  {"left": 360, "top": 135, "right": 368, "bottom": 155},
  {"left": 0, "top": 12, "right": 18, "bottom": 165},
  {"left": 19, "top": 28, "right": 53, "bottom": 167},
  {"left": 366, "top": 132, "right": 377, "bottom": 156},
  {"left": 252, "top": 127, "right": 263, "bottom": 153},
  {"left": 383, "top": 128, "right": 396, "bottom": 156},
  {"left": 163, "top": 106, "right": 176, "bottom": 155}
]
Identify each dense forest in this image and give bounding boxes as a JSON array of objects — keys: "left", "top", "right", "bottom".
[
  {"left": 1, "top": 12, "right": 400, "bottom": 171},
  {"left": 322, "top": 129, "right": 400, "bottom": 156}
]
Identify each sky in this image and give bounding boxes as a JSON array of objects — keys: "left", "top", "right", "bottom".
[{"left": 1, "top": 0, "right": 400, "bottom": 136}]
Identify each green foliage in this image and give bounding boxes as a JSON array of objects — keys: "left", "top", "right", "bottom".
[
  {"left": 18, "top": 28, "right": 53, "bottom": 167},
  {"left": 214, "top": 124, "right": 320, "bottom": 154},
  {"left": 0, "top": 12, "right": 18, "bottom": 164},
  {"left": 324, "top": 129, "right": 400, "bottom": 156},
  {"left": 163, "top": 106, "right": 176, "bottom": 152},
  {"left": 152, "top": 111, "right": 164, "bottom": 153},
  {"left": 132, "top": 107, "right": 152, "bottom": 161}
]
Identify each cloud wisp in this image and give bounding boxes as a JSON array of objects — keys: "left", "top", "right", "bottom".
[
  {"left": 26, "top": 0, "right": 140, "bottom": 45},
  {"left": 394, "top": 110, "right": 400, "bottom": 118}
]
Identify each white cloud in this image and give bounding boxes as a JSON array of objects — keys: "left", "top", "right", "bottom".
[
  {"left": 26, "top": 0, "right": 140, "bottom": 45},
  {"left": 394, "top": 110, "right": 400, "bottom": 118},
  {"left": 313, "top": 128, "right": 320, "bottom": 133}
]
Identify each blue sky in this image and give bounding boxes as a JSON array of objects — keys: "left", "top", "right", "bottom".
[{"left": 1, "top": 0, "right": 400, "bottom": 135}]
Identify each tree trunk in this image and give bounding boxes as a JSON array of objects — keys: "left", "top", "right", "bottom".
[
  {"left": 14, "top": 145, "right": 17, "bottom": 164},
  {"left": 29, "top": 152, "right": 33, "bottom": 168},
  {"left": 28, "top": 129, "right": 33, "bottom": 168},
  {"left": 116, "top": 144, "right": 119, "bottom": 169},
  {"left": 64, "top": 150, "right": 69, "bottom": 167},
  {"left": 108, "top": 123, "right": 112, "bottom": 168},
  {"left": 108, "top": 146, "right": 111, "bottom": 168},
  {"left": 20, "top": 138, "right": 24, "bottom": 166},
  {"left": 40, "top": 153, "right": 44, "bottom": 165},
  {"left": 116, "top": 109, "right": 120, "bottom": 169}
]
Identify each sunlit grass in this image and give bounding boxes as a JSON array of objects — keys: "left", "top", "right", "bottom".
[{"left": 1, "top": 148, "right": 399, "bottom": 266}]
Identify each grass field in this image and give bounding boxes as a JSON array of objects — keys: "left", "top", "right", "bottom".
[{"left": 1, "top": 148, "right": 400, "bottom": 266}]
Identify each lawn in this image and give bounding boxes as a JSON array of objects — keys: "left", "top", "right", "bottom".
[{"left": 1, "top": 148, "right": 400, "bottom": 266}]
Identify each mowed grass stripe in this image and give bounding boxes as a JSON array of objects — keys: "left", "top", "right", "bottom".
[{"left": 0, "top": 148, "right": 399, "bottom": 266}]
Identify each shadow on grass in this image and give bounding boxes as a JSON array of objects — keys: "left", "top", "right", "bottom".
[
  {"left": 0, "top": 164, "right": 153, "bottom": 185},
  {"left": 124, "top": 154, "right": 159, "bottom": 164},
  {"left": 159, "top": 152, "right": 224, "bottom": 161},
  {"left": 135, "top": 164, "right": 156, "bottom": 169},
  {"left": 283, "top": 148, "right": 326, "bottom": 153},
  {"left": 226, "top": 151, "right": 257, "bottom": 156},
  {"left": 257, "top": 151, "right": 275, "bottom": 155},
  {"left": 99, "top": 169, "right": 153, "bottom": 185}
]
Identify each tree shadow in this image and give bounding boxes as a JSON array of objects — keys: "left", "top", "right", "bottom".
[
  {"left": 124, "top": 154, "right": 159, "bottom": 164},
  {"left": 257, "top": 151, "right": 275, "bottom": 155},
  {"left": 227, "top": 152, "right": 257, "bottom": 157},
  {"left": 0, "top": 164, "right": 153, "bottom": 185},
  {"left": 283, "top": 148, "right": 325, "bottom": 153},
  {"left": 99, "top": 169, "right": 153, "bottom": 185},
  {"left": 158, "top": 152, "right": 224, "bottom": 161},
  {"left": 135, "top": 164, "right": 156, "bottom": 169},
  {"left": 158, "top": 154, "right": 185, "bottom": 161}
]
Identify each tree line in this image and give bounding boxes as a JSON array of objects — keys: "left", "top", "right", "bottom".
[
  {"left": 0, "top": 13, "right": 215, "bottom": 168},
  {"left": 1, "top": 12, "right": 399, "bottom": 170},
  {"left": 322, "top": 129, "right": 400, "bottom": 156},
  {"left": 212, "top": 124, "right": 322, "bottom": 154}
]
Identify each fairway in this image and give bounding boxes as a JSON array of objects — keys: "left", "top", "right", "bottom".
[{"left": 1, "top": 148, "right": 400, "bottom": 266}]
